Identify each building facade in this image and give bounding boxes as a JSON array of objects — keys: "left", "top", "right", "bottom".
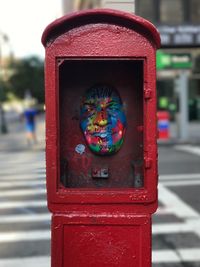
[
  {"left": 135, "top": 0, "right": 200, "bottom": 121},
  {"left": 62, "top": 0, "right": 135, "bottom": 14}
]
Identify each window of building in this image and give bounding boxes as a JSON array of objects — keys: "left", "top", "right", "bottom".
[
  {"left": 136, "top": 0, "right": 200, "bottom": 25},
  {"left": 136, "top": 0, "right": 157, "bottom": 23},
  {"left": 160, "top": 0, "right": 184, "bottom": 24},
  {"left": 190, "top": 0, "right": 200, "bottom": 23}
]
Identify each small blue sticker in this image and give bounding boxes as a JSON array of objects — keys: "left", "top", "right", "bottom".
[{"left": 75, "top": 144, "right": 85, "bottom": 155}]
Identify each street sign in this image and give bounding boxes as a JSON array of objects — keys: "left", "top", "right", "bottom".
[{"left": 157, "top": 51, "right": 192, "bottom": 70}]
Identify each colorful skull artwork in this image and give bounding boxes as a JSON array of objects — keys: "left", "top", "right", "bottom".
[{"left": 80, "top": 85, "right": 127, "bottom": 155}]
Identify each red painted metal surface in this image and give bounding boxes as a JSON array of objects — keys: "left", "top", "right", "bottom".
[
  {"left": 41, "top": 9, "right": 160, "bottom": 48},
  {"left": 52, "top": 214, "right": 151, "bottom": 267},
  {"left": 42, "top": 8, "right": 160, "bottom": 267}
]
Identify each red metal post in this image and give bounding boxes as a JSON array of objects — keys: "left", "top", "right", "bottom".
[{"left": 42, "top": 9, "right": 160, "bottom": 267}]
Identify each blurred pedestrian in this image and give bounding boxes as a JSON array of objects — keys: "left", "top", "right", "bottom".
[{"left": 23, "top": 99, "right": 38, "bottom": 146}]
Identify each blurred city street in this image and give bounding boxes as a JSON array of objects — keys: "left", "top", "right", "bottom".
[
  {"left": 154, "top": 144, "right": 200, "bottom": 267},
  {"left": 0, "top": 112, "right": 49, "bottom": 267},
  {"left": 0, "top": 114, "right": 200, "bottom": 266}
]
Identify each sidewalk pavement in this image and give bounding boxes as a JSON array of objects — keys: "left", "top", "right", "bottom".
[{"left": 0, "top": 113, "right": 45, "bottom": 152}]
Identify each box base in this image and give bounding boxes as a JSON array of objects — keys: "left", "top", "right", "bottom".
[{"left": 51, "top": 213, "right": 152, "bottom": 267}]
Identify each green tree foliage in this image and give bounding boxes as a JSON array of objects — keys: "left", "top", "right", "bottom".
[{"left": 7, "top": 56, "right": 44, "bottom": 103}]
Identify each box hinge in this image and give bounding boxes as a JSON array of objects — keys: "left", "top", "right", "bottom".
[
  {"left": 144, "top": 89, "right": 152, "bottom": 99},
  {"left": 144, "top": 157, "right": 152, "bottom": 169}
]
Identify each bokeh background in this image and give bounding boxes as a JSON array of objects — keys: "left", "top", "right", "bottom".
[{"left": 0, "top": 1, "right": 200, "bottom": 267}]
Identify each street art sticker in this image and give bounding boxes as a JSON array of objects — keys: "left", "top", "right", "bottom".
[
  {"left": 80, "top": 85, "right": 127, "bottom": 155},
  {"left": 75, "top": 144, "right": 85, "bottom": 155}
]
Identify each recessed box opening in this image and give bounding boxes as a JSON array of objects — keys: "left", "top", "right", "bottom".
[{"left": 59, "top": 59, "right": 144, "bottom": 189}]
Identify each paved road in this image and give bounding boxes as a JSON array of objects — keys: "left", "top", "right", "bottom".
[
  {"left": 154, "top": 145, "right": 200, "bottom": 267},
  {"left": 0, "top": 150, "right": 50, "bottom": 267},
  {"left": 0, "top": 140, "right": 200, "bottom": 266}
]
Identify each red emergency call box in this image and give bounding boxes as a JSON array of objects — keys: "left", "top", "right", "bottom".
[{"left": 42, "top": 9, "right": 160, "bottom": 267}]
